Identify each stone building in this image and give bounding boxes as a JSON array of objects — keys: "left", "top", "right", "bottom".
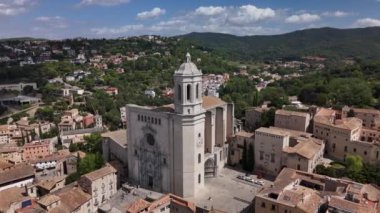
[
  {"left": 102, "top": 130, "right": 128, "bottom": 184},
  {"left": 254, "top": 127, "right": 324, "bottom": 177},
  {"left": 255, "top": 168, "right": 380, "bottom": 213},
  {"left": 229, "top": 131, "right": 254, "bottom": 166},
  {"left": 245, "top": 107, "right": 269, "bottom": 130},
  {"left": 126, "top": 53, "right": 234, "bottom": 198},
  {"left": 99, "top": 184, "right": 198, "bottom": 213},
  {"left": 78, "top": 164, "right": 117, "bottom": 211},
  {"left": 313, "top": 108, "right": 380, "bottom": 165},
  {"left": 342, "top": 107, "right": 380, "bottom": 130},
  {"left": 37, "top": 187, "right": 92, "bottom": 213},
  {"left": 274, "top": 109, "right": 311, "bottom": 132},
  {"left": 22, "top": 140, "right": 54, "bottom": 161}
]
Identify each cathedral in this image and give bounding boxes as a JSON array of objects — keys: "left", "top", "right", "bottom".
[{"left": 126, "top": 53, "right": 234, "bottom": 198}]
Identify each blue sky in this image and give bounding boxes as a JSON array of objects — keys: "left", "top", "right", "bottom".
[{"left": 0, "top": 0, "right": 379, "bottom": 39}]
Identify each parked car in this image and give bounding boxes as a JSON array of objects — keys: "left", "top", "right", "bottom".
[{"left": 254, "top": 180, "right": 264, "bottom": 185}]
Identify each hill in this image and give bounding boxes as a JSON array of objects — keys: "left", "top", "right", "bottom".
[
  {"left": 0, "top": 37, "right": 48, "bottom": 42},
  {"left": 179, "top": 27, "right": 380, "bottom": 61}
]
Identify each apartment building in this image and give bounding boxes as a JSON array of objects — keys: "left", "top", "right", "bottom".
[
  {"left": 0, "top": 125, "right": 23, "bottom": 144},
  {"left": 343, "top": 106, "right": 380, "bottom": 130},
  {"left": 58, "top": 109, "right": 83, "bottom": 132},
  {"left": 254, "top": 127, "right": 324, "bottom": 176},
  {"left": 274, "top": 109, "right": 311, "bottom": 132},
  {"left": 78, "top": 164, "right": 117, "bottom": 211},
  {"left": 255, "top": 168, "right": 380, "bottom": 213},
  {"left": 37, "top": 187, "right": 92, "bottom": 213},
  {"left": 23, "top": 140, "right": 54, "bottom": 161},
  {"left": 313, "top": 108, "right": 380, "bottom": 165}
]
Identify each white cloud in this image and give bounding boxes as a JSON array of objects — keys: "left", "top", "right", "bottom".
[
  {"left": 227, "top": 5, "right": 276, "bottom": 25},
  {"left": 91, "top": 24, "right": 144, "bottom": 35},
  {"left": 137, "top": 7, "right": 166, "bottom": 20},
  {"left": 285, "top": 13, "right": 320, "bottom": 24},
  {"left": 90, "top": 4, "right": 281, "bottom": 37},
  {"left": 35, "top": 16, "right": 68, "bottom": 29},
  {"left": 78, "top": 0, "right": 129, "bottom": 6},
  {"left": 194, "top": 6, "right": 226, "bottom": 16},
  {"left": 0, "top": 0, "right": 37, "bottom": 16},
  {"left": 322, "top": 11, "right": 349, "bottom": 17},
  {"left": 35, "top": 16, "right": 63, "bottom": 22},
  {"left": 355, "top": 18, "right": 380, "bottom": 27}
]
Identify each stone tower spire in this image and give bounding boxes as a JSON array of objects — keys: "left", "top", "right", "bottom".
[{"left": 173, "top": 53, "right": 203, "bottom": 115}]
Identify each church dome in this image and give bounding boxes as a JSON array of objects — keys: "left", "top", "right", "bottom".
[{"left": 174, "top": 53, "right": 202, "bottom": 76}]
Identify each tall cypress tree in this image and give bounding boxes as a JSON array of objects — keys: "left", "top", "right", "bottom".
[
  {"left": 247, "top": 144, "right": 255, "bottom": 171},
  {"left": 242, "top": 140, "right": 248, "bottom": 171}
]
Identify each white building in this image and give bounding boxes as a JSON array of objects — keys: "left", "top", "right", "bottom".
[
  {"left": 0, "top": 164, "right": 35, "bottom": 191},
  {"left": 254, "top": 127, "right": 324, "bottom": 177},
  {"left": 78, "top": 165, "right": 117, "bottom": 211},
  {"left": 127, "top": 53, "right": 234, "bottom": 198},
  {"left": 0, "top": 83, "right": 37, "bottom": 92}
]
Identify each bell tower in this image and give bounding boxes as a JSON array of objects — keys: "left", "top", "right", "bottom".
[
  {"left": 172, "top": 53, "right": 205, "bottom": 197},
  {"left": 174, "top": 53, "right": 203, "bottom": 115}
]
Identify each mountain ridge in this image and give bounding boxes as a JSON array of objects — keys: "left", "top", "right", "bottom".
[{"left": 178, "top": 27, "right": 380, "bottom": 60}]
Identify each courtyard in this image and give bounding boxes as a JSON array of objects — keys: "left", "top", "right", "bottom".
[{"left": 190, "top": 167, "right": 273, "bottom": 213}]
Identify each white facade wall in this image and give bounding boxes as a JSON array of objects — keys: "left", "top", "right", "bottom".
[
  {"left": 90, "top": 173, "right": 117, "bottom": 211},
  {"left": 0, "top": 177, "right": 34, "bottom": 192}
]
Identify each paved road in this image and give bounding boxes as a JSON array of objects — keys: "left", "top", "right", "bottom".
[{"left": 0, "top": 104, "right": 41, "bottom": 120}]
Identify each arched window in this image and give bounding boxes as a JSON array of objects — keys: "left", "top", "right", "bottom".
[
  {"left": 196, "top": 83, "right": 199, "bottom": 99},
  {"left": 178, "top": 85, "right": 182, "bottom": 101},
  {"left": 198, "top": 153, "right": 201, "bottom": 163},
  {"left": 198, "top": 174, "right": 201, "bottom": 184},
  {"left": 146, "top": 133, "right": 155, "bottom": 146},
  {"left": 187, "top": 84, "right": 191, "bottom": 101}
]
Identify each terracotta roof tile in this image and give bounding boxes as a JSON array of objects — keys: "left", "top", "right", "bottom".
[
  {"left": 38, "top": 194, "right": 60, "bottom": 207},
  {"left": 0, "top": 158, "right": 13, "bottom": 170},
  {"left": 125, "top": 199, "right": 150, "bottom": 213},
  {"left": 202, "top": 96, "right": 226, "bottom": 110},
  {"left": 235, "top": 131, "right": 254, "bottom": 138},
  {"left": 82, "top": 165, "right": 116, "bottom": 182},
  {"left": 276, "top": 109, "right": 309, "bottom": 117},
  {"left": 0, "top": 187, "right": 30, "bottom": 212},
  {"left": 49, "top": 187, "right": 91, "bottom": 212},
  {"left": 0, "top": 164, "right": 34, "bottom": 185}
]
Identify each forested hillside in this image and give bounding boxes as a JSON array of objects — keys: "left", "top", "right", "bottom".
[{"left": 180, "top": 27, "right": 380, "bottom": 60}]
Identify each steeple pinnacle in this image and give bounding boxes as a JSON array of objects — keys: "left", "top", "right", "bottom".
[{"left": 186, "top": 52, "right": 191, "bottom": 63}]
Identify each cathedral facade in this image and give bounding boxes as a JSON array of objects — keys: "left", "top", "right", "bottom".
[{"left": 126, "top": 53, "right": 234, "bottom": 198}]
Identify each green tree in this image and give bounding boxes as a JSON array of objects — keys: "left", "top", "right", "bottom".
[
  {"left": 66, "top": 152, "right": 105, "bottom": 184},
  {"left": 35, "top": 107, "right": 55, "bottom": 122},
  {"left": 69, "top": 142, "right": 79, "bottom": 152},
  {"left": 22, "top": 85, "right": 34, "bottom": 95},
  {"left": 78, "top": 153, "right": 104, "bottom": 174},
  {"left": 83, "top": 133, "right": 103, "bottom": 154},
  {"left": 345, "top": 155, "right": 363, "bottom": 173},
  {"left": 257, "top": 108, "right": 276, "bottom": 129},
  {"left": 247, "top": 144, "right": 255, "bottom": 171}
]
